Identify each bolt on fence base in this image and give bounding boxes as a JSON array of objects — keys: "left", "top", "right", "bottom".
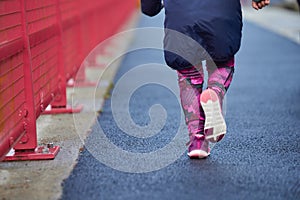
[{"left": 4, "top": 145, "right": 60, "bottom": 161}]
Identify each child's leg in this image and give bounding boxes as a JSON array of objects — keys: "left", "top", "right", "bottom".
[
  {"left": 206, "top": 57, "right": 235, "bottom": 105},
  {"left": 200, "top": 57, "right": 235, "bottom": 143},
  {"left": 177, "top": 66, "right": 205, "bottom": 142}
]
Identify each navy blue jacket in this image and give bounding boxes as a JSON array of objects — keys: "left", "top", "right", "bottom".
[{"left": 141, "top": 0, "right": 243, "bottom": 70}]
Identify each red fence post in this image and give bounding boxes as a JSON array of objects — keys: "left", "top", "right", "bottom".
[
  {"left": 63, "top": 0, "right": 96, "bottom": 87},
  {"left": 12, "top": 0, "right": 37, "bottom": 152},
  {"left": 42, "top": 0, "right": 83, "bottom": 114},
  {"left": 4, "top": 0, "right": 59, "bottom": 161}
]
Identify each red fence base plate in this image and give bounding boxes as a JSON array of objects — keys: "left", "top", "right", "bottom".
[
  {"left": 4, "top": 146, "right": 60, "bottom": 161},
  {"left": 42, "top": 104, "right": 83, "bottom": 114}
]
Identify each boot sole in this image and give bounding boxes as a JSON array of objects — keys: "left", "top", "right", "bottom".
[{"left": 200, "top": 89, "right": 226, "bottom": 143}]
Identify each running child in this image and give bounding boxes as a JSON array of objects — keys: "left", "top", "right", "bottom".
[{"left": 141, "top": 0, "right": 270, "bottom": 158}]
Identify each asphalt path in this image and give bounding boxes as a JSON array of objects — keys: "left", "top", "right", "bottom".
[{"left": 61, "top": 12, "right": 300, "bottom": 200}]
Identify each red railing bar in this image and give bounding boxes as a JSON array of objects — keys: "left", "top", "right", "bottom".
[
  {"left": 0, "top": 39, "right": 23, "bottom": 61},
  {"left": 26, "top": 13, "right": 57, "bottom": 27},
  {"left": 61, "top": 16, "right": 79, "bottom": 31},
  {"left": 0, "top": 22, "right": 22, "bottom": 33},
  {"left": 28, "top": 25, "right": 58, "bottom": 47},
  {"left": 0, "top": 67, "right": 24, "bottom": 92},
  {"left": 0, "top": 83, "right": 24, "bottom": 111},
  {"left": 0, "top": 10, "right": 22, "bottom": 16},
  {"left": 24, "top": 0, "right": 55, "bottom": 10},
  {"left": 31, "top": 50, "right": 58, "bottom": 72},
  {"left": 0, "top": 103, "right": 24, "bottom": 128}
]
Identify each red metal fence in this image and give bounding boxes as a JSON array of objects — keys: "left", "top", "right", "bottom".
[{"left": 0, "top": 0, "right": 137, "bottom": 161}]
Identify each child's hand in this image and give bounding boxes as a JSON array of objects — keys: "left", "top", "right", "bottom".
[{"left": 252, "top": 0, "right": 270, "bottom": 10}]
